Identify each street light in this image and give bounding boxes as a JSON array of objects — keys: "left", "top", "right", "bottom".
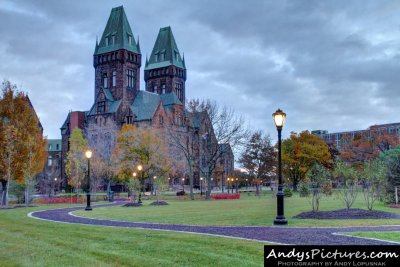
[
  {"left": 54, "top": 178, "right": 58, "bottom": 195},
  {"left": 235, "top": 178, "right": 239, "bottom": 193},
  {"left": 85, "top": 150, "right": 92, "bottom": 211},
  {"left": 137, "top": 165, "right": 143, "bottom": 204},
  {"left": 246, "top": 178, "right": 248, "bottom": 190},
  {"left": 200, "top": 177, "right": 203, "bottom": 196},
  {"left": 227, "top": 178, "right": 230, "bottom": 194},
  {"left": 153, "top": 176, "right": 157, "bottom": 195},
  {"left": 182, "top": 178, "right": 185, "bottom": 192},
  {"left": 273, "top": 108, "right": 288, "bottom": 225}
]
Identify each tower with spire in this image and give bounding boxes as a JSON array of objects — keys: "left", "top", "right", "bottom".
[
  {"left": 93, "top": 6, "right": 141, "bottom": 110},
  {"left": 144, "top": 26, "right": 187, "bottom": 106}
]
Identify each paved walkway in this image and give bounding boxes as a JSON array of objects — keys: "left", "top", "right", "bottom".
[{"left": 28, "top": 203, "right": 400, "bottom": 245}]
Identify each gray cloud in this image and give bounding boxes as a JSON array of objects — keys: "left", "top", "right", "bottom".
[{"left": 1, "top": 0, "right": 400, "bottom": 140}]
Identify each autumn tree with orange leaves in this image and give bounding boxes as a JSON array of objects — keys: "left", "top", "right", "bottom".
[
  {"left": 112, "top": 125, "right": 171, "bottom": 203},
  {"left": 340, "top": 131, "right": 400, "bottom": 168},
  {"left": 0, "top": 81, "right": 47, "bottom": 208},
  {"left": 281, "top": 131, "right": 331, "bottom": 191}
]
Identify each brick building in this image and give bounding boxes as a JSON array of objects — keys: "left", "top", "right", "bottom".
[
  {"left": 37, "top": 139, "right": 62, "bottom": 194},
  {"left": 312, "top": 122, "right": 400, "bottom": 148},
  {"left": 60, "top": 6, "right": 234, "bottom": 189}
]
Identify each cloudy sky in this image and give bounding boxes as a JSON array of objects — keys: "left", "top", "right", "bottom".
[{"left": 1, "top": 0, "right": 400, "bottom": 139}]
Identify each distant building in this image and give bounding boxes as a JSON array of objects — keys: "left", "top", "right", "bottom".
[
  {"left": 37, "top": 139, "right": 62, "bottom": 194},
  {"left": 312, "top": 122, "right": 400, "bottom": 148}
]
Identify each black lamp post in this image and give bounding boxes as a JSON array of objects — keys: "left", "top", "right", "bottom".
[
  {"left": 235, "top": 178, "right": 238, "bottom": 193},
  {"left": 85, "top": 150, "right": 92, "bottom": 211},
  {"left": 182, "top": 178, "right": 185, "bottom": 192},
  {"left": 137, "top": 165, "right": 143, "bottom": 204},
  {"left": 273, "top": 108, "right": 288, "bottom": 225},
  {"left": 200, "top": 177, "right": 203, "bottom": 196}
]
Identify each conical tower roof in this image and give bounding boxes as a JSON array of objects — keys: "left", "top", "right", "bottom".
[
  {"left": 94, "top": 6, "right": 140, "bottom": 55},
  {"left": 145, "top": 26, "right": 185, "bottom": 70}
]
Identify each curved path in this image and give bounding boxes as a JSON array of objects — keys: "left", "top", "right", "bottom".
[{"left": 28, "top": 203, "right": 400, "bottom": 245}]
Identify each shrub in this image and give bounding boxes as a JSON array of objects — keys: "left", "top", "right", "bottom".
[
  {"left": 283, "top": 187, "right": 292, "bottom": 197},
  {"left": 299, "top": 184, "right": 310, "bottom": 197},
  {"left": 211, "top": 193, "right": 240, "bottom": 200},
  {"left": 176, "top": 191, "right": 185, "bottom": 196},
  {"left": 34, "top": 196, "right": 86, "bottom": 204},
  {"left": 321, "top": 182, "right": 333, "bottom": 196}
]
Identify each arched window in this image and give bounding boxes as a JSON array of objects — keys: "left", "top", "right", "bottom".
[
  {"left": 103, "top": 73, "right": 108, "bottom": 88},
  {"left": 112, "top": 71, "right": 116, "bottom": 87}
]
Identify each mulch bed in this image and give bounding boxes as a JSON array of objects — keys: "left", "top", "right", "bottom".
[
  {"left": 150, "top": 201, "right": 169, "bottom": 206},
  {"left": 389, "top": 204, "right": 400, "bottom": 209},
  {"left": 294, "top": 208, "right": 400, "bottom": 220},
  {"left": 123, "top": 203, "right": 143, "bottom": 207}
]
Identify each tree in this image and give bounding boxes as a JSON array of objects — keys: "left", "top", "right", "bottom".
[
  {"left": 126, "top": 176, "right": 141, "bottom": 203},
  {"left": 112, "top": 125, "right": 171, "bottom": 199},
  {"left": 188, "top": 99, "right": 250, "bottom": 200},
  {"left": 306, "top": 163, "right": 331, "bottom": 212},
  {"left": 23, "top": 135, "right": 47, "bottom": 206},
  {"left": 282, "top": 131, "right": 331, "bottom": 191},
  {"left": 379, "top": 146, "right": 400, "bottom": 204},
  {"left": 362, "top": 159, "right": 386, "bottom": 210},
  {"left": 165, "top": 114, "right": 197, "bottom": 200},
  {"left": 340, "top": 131, "right": 400, "bottom": 168},
  {"left": 153, "top": 176, "right": 168, "bottom": 204},
  {"left": 86, "top": 121, "right": 118, "bottom": 197},
  {"left": 332, "top": 160, "right": 359, "bottom": 209},
  {"left": 0, "top": 81, "right": 46, "bottom": 208},
  {"left": 65, "top": 128, "right": 89, "bottom": 197},
  {"left": 239, "top": 131, "right": 275, "bottom": 195}
]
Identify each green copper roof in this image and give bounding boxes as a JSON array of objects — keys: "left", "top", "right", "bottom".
[
  {"left": 47, "top": 139, "right": 62, "bottom": 152},
  {"left": 160, "top": 92, "right": 182, "bottom": 106},
  {"left": 94, "top": 6, "right": 140, "bottom": 55},
  {"left": 131, "top": 91, "right": 161, "bottom": 121},
  {"left": 145, "top": 26, "right": 185, "bottom": 70}
]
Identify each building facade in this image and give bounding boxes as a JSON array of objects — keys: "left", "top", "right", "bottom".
[
  {"left": 60, "top": 6, "right": 234, "bottom": 188},
  {"left": 312, "top": 122, "right": 400, "bottom": 148}
]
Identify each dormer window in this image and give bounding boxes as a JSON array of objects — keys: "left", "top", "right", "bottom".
[
  {"left": 97, "top": 101, "right": 106, "bottom": 113},
  {"left": 155, "top": 52, "right": 159, "bottom": 62},
  {"left": 48, "top": 144, "right": 52, "bottom": 150},
  {"left": 56, "top": 144, "right": 59, "bottom": 150},
  {"left": 111, "top": 35, "right": 115, "bottom": 45},
  {"left": 105, "top": 37, "right": 109, "bottom": 46},
  {"left": 126, "top": 115, "right": 133, "bottom": 124},
  {"left": 128, "top": 35, "right": 132, "bottom": 45}
]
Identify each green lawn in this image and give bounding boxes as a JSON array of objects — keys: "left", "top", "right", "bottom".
[
  {"left": 0, "top": 204, "right": 266, "bottom": 267},
  {"left": 343, "top": 232, "right": 400, "bottom": 243},
  {"left": 74, "top": 192, "right": 400, "bottom": 227}
]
